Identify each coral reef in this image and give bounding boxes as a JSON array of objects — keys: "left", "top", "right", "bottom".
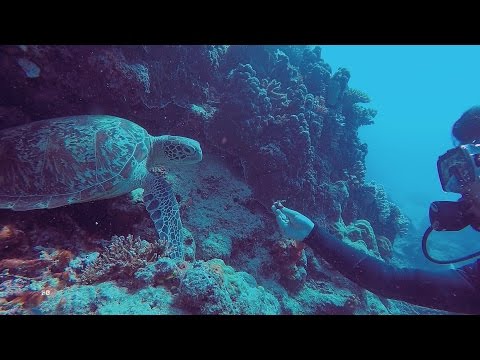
[
  {"left": 326, "top": 67, "right": 350, "bottom": 107},
  {"left": 134, "top": 257, "right": 180, "bottom": 287},
  {"left": 377, "top": 235, "right": 393, "bottom": 260},
  {"left": 344, "top": 182, "right": 410, "bottom": 241},
  {"left": 177, "top": 259, "right": 280, "bottom": 315},
  {"left": 0, "top": 45, "right": 422, "bottom": 314},
  {"left": 197, "top": 232, "right": 232, "bottom": 261},
  {"left": 271, "top": 239, "right": 308, "bottom": 291},
  {"left": 333, "top": 217, "right": 394, "bottom": 261},
  {"left": 79, "top": 234, "right": 159, "bottom": 285},
  {"left": 36, "top": 282, "right": 180, "bottom": 315}
]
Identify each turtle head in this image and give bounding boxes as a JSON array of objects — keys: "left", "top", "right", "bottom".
[{"left": 149, "top": 135, "right": 203, "bottom": 168}]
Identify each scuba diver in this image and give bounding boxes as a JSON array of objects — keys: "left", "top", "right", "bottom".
[{"left": 272, "top": 106, "right": 480, "bottom": 314}]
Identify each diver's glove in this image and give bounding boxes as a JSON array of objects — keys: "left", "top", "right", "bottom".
[{"left": 271, "top": 201, "right": 314, "bottom": 242}]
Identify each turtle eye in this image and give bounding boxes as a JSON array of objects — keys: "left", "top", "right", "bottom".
[{"left": 185, "top": 147, "right": 193, "bottom": 154}]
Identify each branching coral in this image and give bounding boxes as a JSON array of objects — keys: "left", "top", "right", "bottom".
[
  {"left": 349, "top": 105, "right": 377, "bottom": 127},
  {"left": 79, "top": 234, "right": 160, "bottom": 285},
  {"left": 343, "top": 88, "right": 371, "bottom": 105},
  {"left": 261, "top": 78, "right": 289, "bottom": 108}
]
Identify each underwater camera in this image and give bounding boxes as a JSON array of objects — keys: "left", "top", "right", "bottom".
[{"left": 423, "top": 143, "right": 480, "bottom": 264}]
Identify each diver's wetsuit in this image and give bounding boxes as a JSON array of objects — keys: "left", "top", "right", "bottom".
[{"left": 305, "top": 223, "right": 480, "bottom": 314}]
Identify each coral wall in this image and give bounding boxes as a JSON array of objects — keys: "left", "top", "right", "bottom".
[{"left": 0, "top": 45, "right": 420, "bottom": 314}]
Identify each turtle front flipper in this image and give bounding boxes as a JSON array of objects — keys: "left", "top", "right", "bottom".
[{"left": 143, "top": 170, "right": 184, "bottom": 261}]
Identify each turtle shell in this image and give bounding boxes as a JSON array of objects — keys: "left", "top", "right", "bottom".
[{"left": 0, "top": 115, "right": 151, "bottom": 210}]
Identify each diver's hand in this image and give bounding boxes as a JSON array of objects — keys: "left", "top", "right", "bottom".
[{"left": 271, "top": 201, "right": 314, "bottom": 242}]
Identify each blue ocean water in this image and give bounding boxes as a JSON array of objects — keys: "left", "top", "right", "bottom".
[
  {"left": 323, "top": 45, "right": 480, "bottom": 227},
  {"left": 323, "top": 45, "right": 480, "bottom": 268}
]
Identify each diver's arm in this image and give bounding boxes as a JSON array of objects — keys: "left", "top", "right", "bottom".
[{"left": 305, "top": 223, "right": 480, "bottom": 314}]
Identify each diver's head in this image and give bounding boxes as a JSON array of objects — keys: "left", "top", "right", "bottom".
[
  {"left": 438, "top": 106, "right": 480, "bottom": 195},
  {"left": 432, "top": 108, "right": 480, "bottom": 230},
  {"left": 423, "top": 107, "right": 480, "bottom": 263},
  {"left": 452, "top": 106, "right": 480, "bottom": 146}
]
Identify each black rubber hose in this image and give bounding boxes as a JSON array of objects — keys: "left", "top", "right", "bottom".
[{"left": 422, "top": 226, "right": 480, "bottom": 264}]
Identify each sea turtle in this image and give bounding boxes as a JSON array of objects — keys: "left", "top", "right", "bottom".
[{"left": 0, "top": 115, "right": 203, "bottom": 260}]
